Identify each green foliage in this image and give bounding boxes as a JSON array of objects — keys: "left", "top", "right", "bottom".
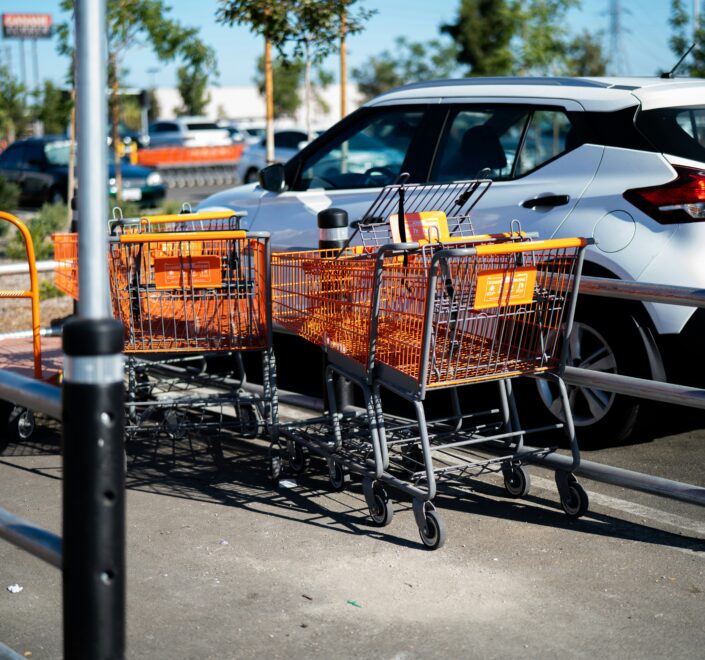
[
  {"left": 441, "top": 0, "right": 603, "bottom": 77},
  {"left": 0, "top": 64, "right": 28, "bottom": 142},
  {"left": 564, "top": 30, "right": 608, "bottom": 76},
  {"left": 352, "top": 37, "right": 460, "bottom": 101},
  {"left": 216, "top": 1, "right": 298, "bottom": 49},
  {"left": 7, "top": 203, "right": 68, "bottom": 261},
  {"left": 176, "top": 64, "right": 211, "bottom": 116},
  {"left": 39, "top": 279, "right": 64, "bottom": 301},
  {"left": 514, "top": 0, "right": 580, "bottom": 75},
  {"left": 441, "top": 0, "right": 519, "bottom": 76},
  {"left": 254, "top": 56, "right": 303, "bottom": 117},
  {"left": 35, "top": 81, "right": 72, "bottom": 135},
  {"left": 668, "top": 0, "right": 705, "bottom": 76},
  {"left": 0, "top": 177, "right": 20, "bottom": 226}
]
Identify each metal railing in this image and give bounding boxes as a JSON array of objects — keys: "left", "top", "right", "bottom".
[{"left": 527, "top": 274, "right": 705, "bottom": 507}]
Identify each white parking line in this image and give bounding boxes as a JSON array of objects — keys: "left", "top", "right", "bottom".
[{"left": 531, "top": 474, "right": 705, "bottom": 538}]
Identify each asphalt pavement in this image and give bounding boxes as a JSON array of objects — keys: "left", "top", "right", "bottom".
[{"left": 1, "top": 396, "right": 703, "bottom": 659}]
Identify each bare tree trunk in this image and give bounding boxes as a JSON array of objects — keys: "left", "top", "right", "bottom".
[
  {"left": 304, "top": 38, "right": 312, "bottom": 141},
  {"left": 110, "top": 51, "right": 122, "bottom": 202},
  {"left": 265, "top": 36, "right": 275, "bottom": 165},
  {"left": 340, "top": 10, "right": 347, "bottom": 119},
  {"left": 67, "top": 88, "right": 76, "bottom": 229}
]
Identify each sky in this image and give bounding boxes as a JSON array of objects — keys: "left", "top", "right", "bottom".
[{"left": 0, "top": 1, "right": 682, "bottom": 92}]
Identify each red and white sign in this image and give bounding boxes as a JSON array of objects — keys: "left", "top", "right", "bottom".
[{"left": 2, "top": 13, "right": 53, "bottom": 39}]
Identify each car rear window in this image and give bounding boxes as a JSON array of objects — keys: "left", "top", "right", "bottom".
[
  {"left": 186, "top": 122, "right": 220, "bottom": 130},
  {"left": 636, "top": 106, "right": 705, "bottom": 162}
]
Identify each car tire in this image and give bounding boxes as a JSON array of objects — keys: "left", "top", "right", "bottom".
[
  {"left": 244, "top": 168, "right": 259, "bottom": 184},
  {"left": 533, "top": 300, "right": 647, "bottom": 446}
]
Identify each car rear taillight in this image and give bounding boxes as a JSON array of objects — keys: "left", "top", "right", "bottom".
[{"left": 623, "top": 166, "right": 705, "bottom": 224}]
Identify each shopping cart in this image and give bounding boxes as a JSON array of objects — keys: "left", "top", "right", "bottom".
[
  {"left": 54, "top": 210, "right": 277, "bottom": 454},
  {"left": 272, "top": 180, "right": 591, "bottom": 549}
]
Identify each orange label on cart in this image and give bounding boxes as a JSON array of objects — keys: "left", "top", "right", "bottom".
[
  {"left": 474, "top": 267, "right": 537, "bottom": 309},
  {"left": 153, "top": 255, "right": 221, "bottom": 289},
  {"left": 389, "top": 211, "right": 449, "bottom": 244}
]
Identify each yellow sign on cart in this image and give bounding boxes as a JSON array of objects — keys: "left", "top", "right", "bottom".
[{"left": 474, "top": 267, "right": 537, "bottom": 309}]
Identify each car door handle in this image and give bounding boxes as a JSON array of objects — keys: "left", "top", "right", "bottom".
[{"left": 521, "top": 194, "right": 570, "bottom": 209}]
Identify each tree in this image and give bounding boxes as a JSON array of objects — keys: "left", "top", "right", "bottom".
[
  {"left": 514, "top": 0, "right": 580, "bottom": 75},
  {"left": 564, "top": 30, "right": 608, "bottom": 77},
  {"left": 216, "top": 1, "right": 297, "bottom": 164},
  {"left": 175, "top": 64, "right": 211, "bottom": 116},
  {"left": 0, "top": 64, "right": 27, "bottom": 144},
  {"left": 352, "top": 37, "right": 460, "bottom": 101},
  {"left": 35, "top": 80, "right": 73, "bottom": 135},
  {"left": 59, "top": 0, "right": 217, "bottom": 199},
  {"left": 254, "top": 55, "right": 333, "bottom": 118},
  {"left": 668, "top": 0, "right": 705, "bottom": 76},
  {"left": 442, "top": 0, "right": 605, "bottom": 78},
  {"left": 441, "top": 0, "right": 519, "bottom": 76}
]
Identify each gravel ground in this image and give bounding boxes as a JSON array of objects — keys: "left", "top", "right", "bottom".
[{"left": 0, "top": 265, "right": 74, "bottom": 334}]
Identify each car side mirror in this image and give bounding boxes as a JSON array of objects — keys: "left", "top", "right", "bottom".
[{"left": 259, "top": 163, "right": 286, "bottom": 193}]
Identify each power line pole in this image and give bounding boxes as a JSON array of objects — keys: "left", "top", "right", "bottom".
[{"left": 607, "top": 0, "right": 630, "bottom": 75}]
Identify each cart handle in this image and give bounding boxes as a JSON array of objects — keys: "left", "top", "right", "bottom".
[
  {"left": 118, "top": 229, "right": 248, "bottom": 243},
  {"left": 0, "top": 211, "right": 42, "bottom": 379},
  {"left": 139, "top": 210, "right": 246, "bottom": 225},
  {"left": 472, "top": 236, "right": 592, "bottom": 256}
]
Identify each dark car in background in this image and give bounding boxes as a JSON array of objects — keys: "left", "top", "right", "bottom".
[{"left": 0, "top": 136, "right": 167, "bottom": 207}]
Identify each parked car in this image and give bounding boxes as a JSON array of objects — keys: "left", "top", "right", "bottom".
[
  {"left": 0, "top": 136, "right": 167, "bottom": 207},
  {"left": 148, "top": 117, "right": 232, "bottom": 148},
  {"left": 198, "top": 76, "right": 705, "bottom": 442},
  {"left": 236, "top": 129, "right": 311, "bottom": 184}
]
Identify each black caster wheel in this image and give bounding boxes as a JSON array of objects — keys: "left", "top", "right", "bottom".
[
  {"left": 369, "top": 483, "right": 394, "bottom": 527},
  {"left": 163, "top": 410, "right": 187, "bottom": 440},
  {"left": 328, "top": 462, "right": 350, "bottom": 492},
  {"left": 1, "top": 403, "right": 36, "bottom": 451},
  {"left": 560, "top": 477, "right": 589, "bottom": 518},
  {"left": 237, "top": 403, "right": 262, "bottom": 439},
  {"left": 287, "top": 442, "right": 309, "bottom": 475},
  {"left": 419, "top": 508, "right": 447, "bottom": 550},
  {"left": 503, "top": 464, "right": 531, "bottom": 498},
  {"left": 268, "top": 445, "right": 284, "bottom": 484}
]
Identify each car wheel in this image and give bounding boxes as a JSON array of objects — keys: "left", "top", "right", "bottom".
[
  {"left": 535, "top": 306, "right": 644, "bottom": 445},
  {"left": 244, "top": 168, "right": 259, "bottom": 184}
]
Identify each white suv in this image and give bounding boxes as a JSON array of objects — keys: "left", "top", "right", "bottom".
[{"left": 199, "top": 76, "right": 705, "bottom": 442}]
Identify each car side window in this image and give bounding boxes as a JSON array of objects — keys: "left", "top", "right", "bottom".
[
  {"left": 431, "top": 107, "right": 528, "bottom": 182},
  {"left": 24, "top": 143, "right": 46, "bottom": 168},
  {"left": 296, "top": 109, "right": 424, "bottom": 190},
  {"left": 515, "top": 110, "right": 572, "bottom": 176},
  {"left": 275, "top": 131, "right": 307, "bottom": 149},
  {"left": 0, "top": 144, "right": 25, "bottom": 168}
]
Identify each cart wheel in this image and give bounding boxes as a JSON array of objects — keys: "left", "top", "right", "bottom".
[
  {"left": 560, "top": 479, "right": 589, "bottom": 518},
  {"left": 238, "top": 403, "right": 262, "bottom": 439},
  {"left": 328, "top": 462, "right": 350, "bottom": 492},
  {"left": 287, "top": 442, "right": 309, "bottom": 475},
  {"left": 163, "top": 410, "right": 187, "bottom": 440},
  {"left": 419, "top": 509, "right": 447, "bottom": 550},
  {"left": 503, "top": 464, "right": 531, "bottom": 498},
  {"left": 369, "top": 483, "right": 394, "bottom": 527},
  {"left": 268, "top": 444, "right": 283, "bottom": 485},
  {"left": 1, "top": 404, "right": 36, "bottom": 449}
]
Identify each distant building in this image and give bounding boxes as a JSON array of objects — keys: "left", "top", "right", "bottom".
[{"left": 154, "top": 83, "right": 364, "bottom": 130}]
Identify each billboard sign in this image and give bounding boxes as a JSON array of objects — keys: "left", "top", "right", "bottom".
[{"left": 2, "top": 13, "right": 53, "bottom": 39}]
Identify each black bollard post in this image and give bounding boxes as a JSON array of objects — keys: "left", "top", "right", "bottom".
[
  {"left": 318, "top": 208, "right": 353, "bottom": 411},
  {"left": 62, "top": 317, "right": 125, "bottom": 659}
]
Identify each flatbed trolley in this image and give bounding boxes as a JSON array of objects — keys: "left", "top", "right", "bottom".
[
  {"left": 272, "top": 180, "right": 591, "bottom": 549},
  {"left": 54, "top": 211, "right": 277, "bottom": 451}
]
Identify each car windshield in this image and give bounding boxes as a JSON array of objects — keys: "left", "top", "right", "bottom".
[
  {"left": 44, "top": 141, "right": 71, "bottom": 166},
  {"left": 636, "top": 105, "right": 705, "bottom": 162}
]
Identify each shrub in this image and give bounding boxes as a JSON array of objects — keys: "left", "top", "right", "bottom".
[
  {"left": 7, "top": 202, "right": 68, "bottom": 260},
  {"left": 0, "top": 176, "right": 20, "bottom": 236}
]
